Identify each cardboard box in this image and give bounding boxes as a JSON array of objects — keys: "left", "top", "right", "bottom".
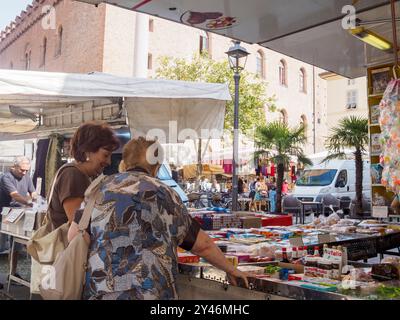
[
  {"left": 233, "top": 211, "right": 255, "bottom": 217},
  {"left": 1, "top": 210, "right": 25, "bottom": 236},
  {"left": 1, "top": 208, "right": 45, "bottom": 238},
  {"left": 278, "top": 262, "right": 304, "bottom": 274},
  {"left": 240, "top": 216, "right": 262, "bottom": 228}
]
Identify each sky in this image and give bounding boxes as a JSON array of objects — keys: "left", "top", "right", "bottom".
[{"left": 0, "top": 0, "right": 33, "bottom": 31}]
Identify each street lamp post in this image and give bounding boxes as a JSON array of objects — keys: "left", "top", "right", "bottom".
[{"left": 226, "top": 41, "right": 249, "bottom": 212}]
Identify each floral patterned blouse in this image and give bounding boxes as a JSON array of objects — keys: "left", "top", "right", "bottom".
[{"left": 81, "top": 169, "right": 200, "bottom": 300}]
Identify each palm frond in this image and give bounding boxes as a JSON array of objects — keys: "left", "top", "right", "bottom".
[{"left": 321, "top": 152, "right": 347, "bottom": 164}]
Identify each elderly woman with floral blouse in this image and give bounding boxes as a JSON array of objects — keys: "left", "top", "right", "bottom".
[{"left": 69, "top": 137, "right": 248, "bottom": 300}]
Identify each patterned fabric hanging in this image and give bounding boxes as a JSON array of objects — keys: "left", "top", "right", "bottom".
[{"left": 379, "top": 79, "right": 400, "bottom": 193}]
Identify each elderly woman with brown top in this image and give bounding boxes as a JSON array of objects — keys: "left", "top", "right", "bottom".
[
  {"left": 69, "top": 137, "right": 248, "bottom": 300},
  {"left": 48, "top": 121, "right": 119, "bottom": 229}
]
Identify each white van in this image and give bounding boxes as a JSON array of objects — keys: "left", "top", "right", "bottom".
[{"left": 292, "top": 159, "right": 371, "bottom": 203}]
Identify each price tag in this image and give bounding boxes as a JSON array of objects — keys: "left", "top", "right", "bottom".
[
  {"left": 1, "top": 207, "right": 11, "bottom": 216},
  {"left": 372, "top": 206, "right": 388, "bottom": 218}
]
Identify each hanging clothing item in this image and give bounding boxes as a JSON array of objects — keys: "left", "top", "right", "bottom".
[
  {"left": 261, "top": 165, "right": 267, "bottom": 176},
  {"left": 379, "top": 79, "right": 400, "bottom": 194},
  {"left": 33, "top": 138, "right": 50, "bottom": 198},
  {"left": 223, "top": 159, "right": 233, "bottom": 174},
  {"left": 45, "top": 134, "right": 64, "bottom": 197},
  {"left": 270, "top": 163, "right": 275, "bottom": 177}
]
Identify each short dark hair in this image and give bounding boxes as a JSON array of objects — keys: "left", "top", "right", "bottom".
[{"left": 70, "top": 122, "right": 119, "bottom": 162}]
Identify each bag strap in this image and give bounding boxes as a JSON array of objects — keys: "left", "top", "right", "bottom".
[
  {"left": 47, "top": 163, "right": 76, "bottom": 207},
  {"left": 44, "top": 163, "right": 77, "bottom": 225},
  {"left": 77, "top": 174, "right": 107, "bottom": 231}
]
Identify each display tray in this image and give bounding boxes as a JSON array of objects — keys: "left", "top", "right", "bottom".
[{"left": 246, "top": 276, "right": 355, "bottom": 300}]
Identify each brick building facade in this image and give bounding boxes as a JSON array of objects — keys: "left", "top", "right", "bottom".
[
  {"left": 0, "top": 0, "right": 106, "bottom": 73},
  {"left": 0, "top": 0, "right": 340, "bottom": 154}
]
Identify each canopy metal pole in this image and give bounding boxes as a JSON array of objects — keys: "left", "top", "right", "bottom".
[
  {"left": 232, "top": 73, "right": 240, "bottom": 211},
  {"left": 391, "top": 0, "right": 399, "bottom": 67}
]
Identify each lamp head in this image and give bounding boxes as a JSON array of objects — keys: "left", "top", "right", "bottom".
[{"left": 226, "top": 40, "right": 250, "bottom": 73}]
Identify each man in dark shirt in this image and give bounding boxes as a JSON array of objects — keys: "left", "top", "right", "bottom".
[{"left": 0, "top": 156, "right": 37, "bottom": 281}]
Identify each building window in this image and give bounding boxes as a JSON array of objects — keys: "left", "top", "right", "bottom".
[
  {"left": 148, "top": 53, "right": 153, "bottom": 70},
  {"left": 256, "top": 50, "right": 265, "bottom": 78},
  {"left": 347, "top": 79, "right": 355, "bottom": 85},
  {"left": 346, "top": 90, "right": 358, "bottom": 109},
  {"left": 25, "top": 51, "right": 31, "bottom": 70},
  {"left": 56, "top": 25, "right": 63, "bottom": 56},
  {"left": 279, "top": 59, "right": 287, "bottom": 86},
  {"left": 279, "top": 109, "right": 288, "bottom": 124},
  {"left": 199, "top": 34, "right": 209, "bottom": 54},
  {"left": 299, "top": 68, "right": 306, "bottom": 93},
  {"left": 149, "top": 19, "right": 154, "bottom": 32},
  {"left": 41, "top": 37, "right": 47, "bottom": 67}
]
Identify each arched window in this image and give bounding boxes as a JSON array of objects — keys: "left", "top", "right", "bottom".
[
  {"left": 25, "top": 51, "right": 31, "bottom": 70},
  {"left": 279, "top": 109, "right": 288, "bottom": 124},
  {"left": 41, "top": 37, "right": 47, "bottom": 67},
  {"left": 279, "top": 59, "right": 287, "bottom": 86},
  {"left": 299, "top": 68, "right": 307, "bottom": 93},
  {"left": 199, "top": 31, "right": 210, "bottom": 55},
  {"left": 256, "top": 50, "right": 265, "bottom": 78},
  {"left": 24, "top": 43, "right": 31, "bottom": 70},
  {"left": 56, "top": 25, "right": 63, "bottom": 56}
]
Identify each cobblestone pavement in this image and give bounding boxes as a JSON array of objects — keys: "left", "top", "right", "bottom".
[{"left": 0, "top": 251, "right": 32, "bottom": 300}]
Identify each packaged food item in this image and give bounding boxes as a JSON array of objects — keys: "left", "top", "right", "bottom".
[
  {"left": 331, "top": 261, "right": 341, "bottom": 280},
  {"left": 292, "top": 247, "right": 298, "bottom": 260},
  {"left": 225, "top": 255, "right": 239, "bottom": 268},
  {"left": 317, "top": 259, "right": 332, "bottom": 279},
  {"left": 304, "top": 256, "right": 319, "bottom": 277},
  {"left": 281, "top": 247, "right": 290, "bottom": 263},
  {"left": 249, "top": 256, "right": 274, "bottom": 263},
  {"left": 178, "top": 252, "right": 200, "bottom": 264},
  {"left": 237, "top": 265, "right": 265, "bottom": 275},
  {"left": 372, "top": 263, "right": 400, "bottom": 280}
]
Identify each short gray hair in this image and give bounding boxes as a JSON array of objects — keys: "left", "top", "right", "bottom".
[{"left": 13, "top": 156, "right": 31, "bottom": 167}]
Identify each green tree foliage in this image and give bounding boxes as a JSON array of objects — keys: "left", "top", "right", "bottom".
[
  {"left": 255, "top": 121, "right": 312, "bottom": 213},
  {"left": 156, "top": 53, "right": 276, "bottom": 136},
  {"left": 323, "top": 116, "right": 369, "bottom": 215}
]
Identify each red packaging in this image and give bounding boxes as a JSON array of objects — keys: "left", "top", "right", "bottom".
[{"left": 178, "top": 253, "right": 200, "bottom": 264}]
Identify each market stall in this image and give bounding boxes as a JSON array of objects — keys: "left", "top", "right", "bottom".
[
  {"left": 178, "top": 210, "right": 400, "bottom": 300},
  {"left": 0, "top": 69, "right": 231, "bottom": 297}
]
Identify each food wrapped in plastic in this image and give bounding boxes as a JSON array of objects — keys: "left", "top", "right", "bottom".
[{"left": 326, "top": 212, "right": 341, "bottom": 226}]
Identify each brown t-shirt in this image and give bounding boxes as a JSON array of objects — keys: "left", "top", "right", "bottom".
[{"left": 48, "top": 165, "right": 91, "bottom": 229}]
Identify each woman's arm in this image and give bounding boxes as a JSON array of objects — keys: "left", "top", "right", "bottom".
[
  {"left": 63, "top": 197, "right": 84, "bottom": 223},
  {"left": 190, "top": 229, "right": 249, "bottom": 288}
]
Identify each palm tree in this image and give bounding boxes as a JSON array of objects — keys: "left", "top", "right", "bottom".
[
  {"left": 323, "top": 116, "right": 368, "bottom": 215},
  {"left": 255, "top": 121, "right": 312, "bottom": 213}
]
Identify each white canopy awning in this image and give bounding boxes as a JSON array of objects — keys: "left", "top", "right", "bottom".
[{"left": 0, "top": 69, "right": 230, "bottom": 136}]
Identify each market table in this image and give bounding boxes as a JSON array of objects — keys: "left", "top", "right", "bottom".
[
  {"left": 299, "top": 201, "right": 323, "bottom": 224},
  {"left": 0, "top": 231, "right": 31, "bottom": 295}
]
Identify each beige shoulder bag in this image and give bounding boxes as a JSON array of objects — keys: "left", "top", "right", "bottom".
[
  {"left": 27, "top": 164, "right": 77, "bottom": 264},
  {"left": 38, "top": 175, "right": 103, "bottom": 300}
]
